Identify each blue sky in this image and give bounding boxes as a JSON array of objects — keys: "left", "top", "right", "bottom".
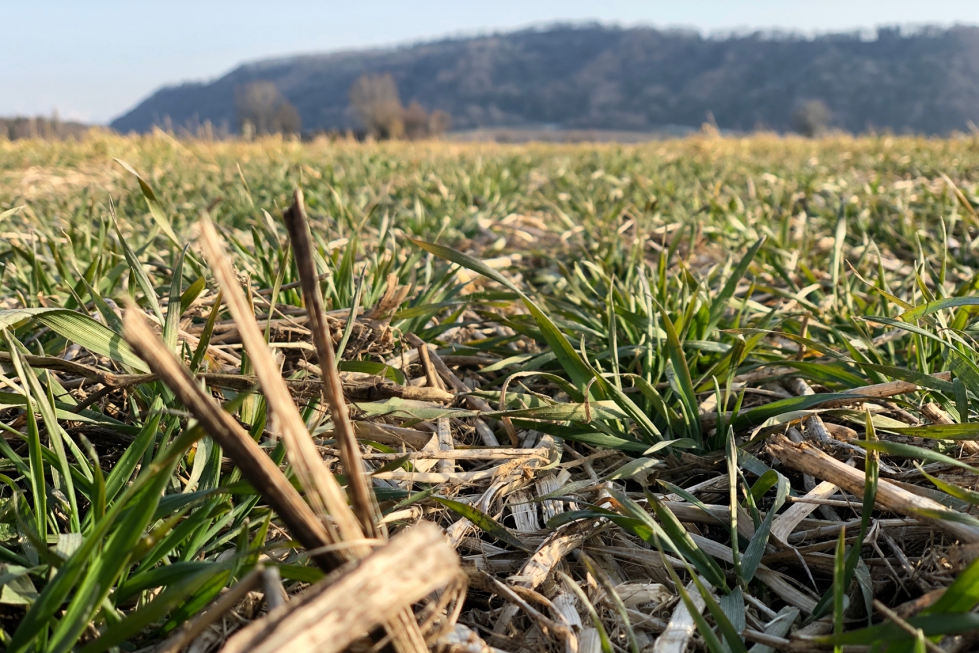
[{"left": 5, "top": 1, "right": 979, "bottom": 124}]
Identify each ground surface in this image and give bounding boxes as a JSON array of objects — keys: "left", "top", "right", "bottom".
[{"left": 1, "top": 133, "right": 979, "bottom": 651}]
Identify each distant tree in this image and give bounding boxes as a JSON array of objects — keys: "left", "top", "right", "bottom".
[
  {"left": 792, "top": 100, "right": 832, "bottom": 137},
  {"left": 402, "top": 101, "right": 430, "bottom": 139},
  {"left": 428, "top": 109, "right": 452, "bottom": 136},
  {"left": 236, "top": 81, "right": 301, "bottom": 136},
  {"left": 273, "top": 102, "right": 302, "bottom": 135},
  {"left": 350, "top": 86, "right": 451, "bottom": 141},
  {"left": 236, "top": 82, "right": 279, "bottom": 134},
  {"left": 349, "top": 73, "right": 405, "bottom": 139},
  {"left": 402, "top": 102, "right": 451, "bottom": 139}
]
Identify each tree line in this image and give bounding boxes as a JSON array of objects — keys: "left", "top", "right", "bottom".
[
  {"left": 235, "top": 73, "right": 450, "bottom": 140},
  {"left": 1, "top": 113, "right": 90, "bottom": 140}
]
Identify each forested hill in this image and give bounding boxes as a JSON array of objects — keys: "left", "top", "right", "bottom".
[{"left": 110, "top": 24, "right": 979, "bottom": 135}]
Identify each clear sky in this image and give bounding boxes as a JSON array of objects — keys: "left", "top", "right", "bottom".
[{"left": 4, "top": 1, "right": 979, "bottom": 124}]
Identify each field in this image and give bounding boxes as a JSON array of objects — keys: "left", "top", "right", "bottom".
[{"left": 1, "top": 132, "right": 979, "bottom": 652}]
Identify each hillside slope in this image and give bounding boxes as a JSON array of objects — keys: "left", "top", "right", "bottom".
[{"left": 110, "top": 24, "right": 979, "bottom": 135}]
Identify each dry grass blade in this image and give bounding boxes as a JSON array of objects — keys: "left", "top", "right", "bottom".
[
  {"left": 494, "top": 518, "right": 605, "bottom": 633},
  {"left": 652, "top": 580, "right": 709, "bottom": 653},
  {"left": 122, "top": 308, "right": 341, "bottom": 569},
  {"left": 771, "top": 480, "right": 840, "bottom": 546},
  {"left": 767, "top": 435, "right": 979, "bottom": 543},
  {"left": 819, "top": 372, "right": 952, "bottom": 407},
  {"left": 221, "top": 522, "right": 460, "bottom": 653},
  {"left": 481, "top": 573, "right": 576, "bottom": 647},
  {"left": 283, "top": 188, "right": 381, "bottom": 537},
  {"left": 198, "top": 214, "right": 365, "bottom": 549}
]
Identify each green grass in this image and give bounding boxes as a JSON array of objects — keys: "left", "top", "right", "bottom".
[{"left": 2, "top": 131, "right": 979, "bottom": 650}]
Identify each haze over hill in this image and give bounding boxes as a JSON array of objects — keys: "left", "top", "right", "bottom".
[{"left": 110, "top": 24, "right": 979, "bottom": 136}]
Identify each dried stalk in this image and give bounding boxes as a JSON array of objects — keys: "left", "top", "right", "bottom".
[
  {"left": 282, "top": 189, "right": 380, "bottom": 537},
  {"left": 221, "top": 522, "right": 460, "bottom": 653},
  {"left": 767, "top": 435, "right": 979, "bottom": 543}
]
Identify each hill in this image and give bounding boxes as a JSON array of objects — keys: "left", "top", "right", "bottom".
[{"left": 110, "top": 23, "right": 979, "bottom": 136}]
